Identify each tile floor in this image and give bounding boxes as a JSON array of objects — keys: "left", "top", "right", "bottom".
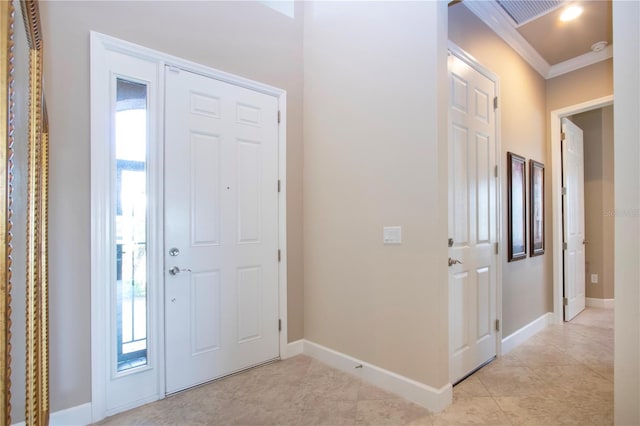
[{"left": 97, "top": 308, "right": 613, "bottom": 425}]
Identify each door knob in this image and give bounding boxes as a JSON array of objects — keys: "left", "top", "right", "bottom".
[
  {"left": 448, "top": 257, "right": 463, "bottom": 267},
  {"left": 169, "top": 266, "right": 192, "bottom": 276}
]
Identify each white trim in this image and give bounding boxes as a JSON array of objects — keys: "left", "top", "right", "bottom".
[
  {"left": 547, "top": 45, "right": 613, "bottom": 79},
  {"left": 91, "top": 33, "right": 164, "bottom": 421},
  {"left": 586, "top": 298, "right": 615, "bottom": 309},
  {"left": 277, "top": 93, "right": 289, "bottom": 360},
  {"left": 90, "top": 31, "right": 288, "bottom": 423},
  {"left": 12, "top": 403, "right": 93, "bottom": 426},
  {"left": 284, "top": 339, "right": 304, "bottom": 358},
  {"left": 550, "top": 95, "right": 614, "bottom": 325},
  {"left": 93, "top": 32, "right": 284, "bottom": 97},
  {"left": 501, "top": 312, "right": 553, "bottom": 355},
  {"left": 462, "top": 0, "right": 612, "bottom": 80},
  {"left": 462, "top": 0, "right": 550, "bottom": 77},
  {"left": 302, "top": 340, "right": 452, "bottom": 413}
]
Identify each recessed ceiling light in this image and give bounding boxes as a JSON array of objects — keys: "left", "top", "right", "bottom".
[{"left": 560, "top": 5, "right": 583, "bottom": 22}]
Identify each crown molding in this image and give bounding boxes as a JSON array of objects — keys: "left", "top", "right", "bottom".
[
  {"left": 463, "top": 0, "right": 551, "bottom": 77},
  {"left": 462, "top": 0, "right": 614, "bottom": 80},
  {"left": 546, "top": 44, "right": 613, "bottom": 78}
]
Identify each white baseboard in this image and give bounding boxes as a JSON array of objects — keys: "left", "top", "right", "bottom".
[
  {"left": 586, "top": 298, "right": 614, "bottom": 309},
  {"left": 284, "top": 339, "right": 304, "bottom": 358},
  {"left": 12, "top": 402, "right": 93, "bottom": 426},
  {"left": 501, "top": 312, "right": 553, "bottom": 355},
  {"left": 302, "top": 340, "right": 452, "bottom": 413}
]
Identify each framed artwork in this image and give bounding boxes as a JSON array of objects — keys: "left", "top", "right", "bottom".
[
  {"left": 507, "top": 152, "right": 527, "bottom": 261},
  {"left": 529, "top": 160, "right": 545, "bottom": 256}
]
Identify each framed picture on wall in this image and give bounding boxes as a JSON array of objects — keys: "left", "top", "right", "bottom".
[
  {"left": 508, "top": 152, "right": 527, "bottom": 261},
  {"left": 530, "top": 160, "right": 545, "bottom": 256}
]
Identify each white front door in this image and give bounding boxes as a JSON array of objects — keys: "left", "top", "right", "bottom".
[
  {"left": 562, "top": 118, "right": 586, "bottom": 321},
  {"left": 448, "top": 52, "right": 498, "bottom": 384},
  {"left": 164, "top": 68, "right": 280, "bottom": 393}
]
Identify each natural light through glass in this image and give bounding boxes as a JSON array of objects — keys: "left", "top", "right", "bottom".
[{"left": 115, "top": 78, "right": 148, "bottom": 372}]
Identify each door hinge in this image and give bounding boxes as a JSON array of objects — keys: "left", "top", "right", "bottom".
[
  {"left": 278, "top": 249, "right": 281, "bottom": 262},
  {"left": 561, "top": 131, "right": 566, "bottom": 141},
  {"left": 495, "top": 319, "right": 500, "bottom": 332},
  {"left": 494, "top": 165, "right": 498, "bottom": 178},
  {"left": 562, "top": 187, "right": 567, "bottom": 195},
  {"left": 494, "top": 242, "right": 498, "bottom": 255},
  {"left": 167, "top": 65, "right": 180, "bottom": 74},
  {"left": 563, "top": 242, "right": 568, "bottom": 250},
  {"left": 278, "top": 180, "right": 281, "bottom": 193},
  {"left": 278, "top": 319, "right": 282, "bottom": 331},
  {"left": 563, "top": 297, "right": 569, "bottom": 306},
  {"left": 493, "top": 96, "right": 498, "bottom": 110},
  {"left": 277, "top": 110, "right": 281, "bottom": 124}
]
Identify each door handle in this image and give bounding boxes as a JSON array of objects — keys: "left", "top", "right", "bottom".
[
  {"left": 448, "top": 258, "right": 463, "bottom": 267},
  {"left": 169, "top": 266, "right": 192, "bottom": 276}
]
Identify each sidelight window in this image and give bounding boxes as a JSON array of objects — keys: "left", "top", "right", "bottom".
[{"left": 114, "top": 78, "right": 148, "bottom": 372}]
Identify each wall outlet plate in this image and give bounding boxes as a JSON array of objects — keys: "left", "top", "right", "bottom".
[{"left": 591, "top": 274, "right": 599, "bottom": 284}]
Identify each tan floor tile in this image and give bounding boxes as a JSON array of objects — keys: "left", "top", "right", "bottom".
[
  {"left": 358, "top": 381, "right": 398, "bottom": 400},
  {"left": 432, "top": 396, "right": 510, "bottom": 425},
  {"left": 494, "top": 394, "right": 580, "bottom": 425},
  {"left": 355, "top": 398, "right": 432, "bottom": 426},
  {"left": 95, "top": 308, "right": 612, "bottom": 426},
  {"left": 299, "top": 396, "right": 357, "bottom": 426},
  {"left": 476, "top": 365, "right": 546, "bottom": 397},
  {"left": 453, "top": 376, "right": 490, "bottom": 401}
]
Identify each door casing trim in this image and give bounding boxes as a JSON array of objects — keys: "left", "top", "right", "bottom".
[
  {"left": 550, "top": 95, "right": 613, "bottom": 324},
  {"left": 90, "top": 31, "right": 288, "bottom": 422}
]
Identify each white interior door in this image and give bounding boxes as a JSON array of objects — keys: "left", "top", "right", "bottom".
[
  {"left": 562, "top": 118, "right": 586, "bottom": 321},
  {"left": 164, "top": 67, "right": 280, "bottom": 394},
  {"left": 448, "top": 53, "right": 498, "bottom": 384}
]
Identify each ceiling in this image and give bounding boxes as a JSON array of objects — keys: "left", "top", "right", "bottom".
[{"left": 462, "top": 0, "right": 613, "bottom": 79}]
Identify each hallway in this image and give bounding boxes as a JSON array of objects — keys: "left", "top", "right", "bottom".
[{"left": 97, "top": 308, "right": 613, "bottom": 425}]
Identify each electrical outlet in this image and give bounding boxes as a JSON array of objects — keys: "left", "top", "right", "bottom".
[{"left": 591, "top": 274, "right": 598, "bottom": 284}]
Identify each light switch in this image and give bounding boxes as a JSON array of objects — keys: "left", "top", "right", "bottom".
[
  {"left": 383, "top": 226, "right": 402, "bottom": 244},
  {"left": 591, "top": 274, "right": 598, "bottom": 284}
]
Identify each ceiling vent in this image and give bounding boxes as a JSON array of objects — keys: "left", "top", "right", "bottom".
[{"left": 496, "top": 0, "right": 563, "bottom": 26}]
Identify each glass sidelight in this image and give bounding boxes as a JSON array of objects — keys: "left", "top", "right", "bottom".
[{"left": 114, "top": 78, "right": 148, "bottom": 372}]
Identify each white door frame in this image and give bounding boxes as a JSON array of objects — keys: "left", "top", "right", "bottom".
[
  {"left": 90, "top": 31, "right": 289, "bottom": 422},
  {"left": 447, "top": 42, "right": 503, "bottom": 365},
  {"left": 550, "top": 95, "right": 613, "bottom": 324}
]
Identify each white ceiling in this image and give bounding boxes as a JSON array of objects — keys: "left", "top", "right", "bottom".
[{"left": 463, "top": 0, "right": 613, "bottom": 79}]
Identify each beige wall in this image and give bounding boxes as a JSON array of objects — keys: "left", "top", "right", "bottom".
[
  {"left": 546, "top": 59, "right": 613, "bottom": 113},
  {"left": 303, "top": 1, "right": 449, "bottom": 387},
  {"left": 449, "top": 4, "right": 550, "bottom": 337},
  {"left": 570, "top": 106, "right": 614, "bottom": 300},
  {"left": 613, "top": 1, "right": 640, "bottom": 423},
  {"left": 40, "top": 1, "right": 304, "bottom": 415}
]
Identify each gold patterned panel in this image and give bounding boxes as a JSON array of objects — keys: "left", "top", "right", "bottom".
[
  {"left": 0, "top": 2, "right": 15, "bottom": 425},
  {"left": 21, "top": 0, "right": 49, "bottom": 423},
  {"left": 2, "top": 0, "right": 48, "bottom": 424}
]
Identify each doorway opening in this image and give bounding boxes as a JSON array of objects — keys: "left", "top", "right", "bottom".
[{"left": 550, "top": 95, "right": 614, "bottom": 324}]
